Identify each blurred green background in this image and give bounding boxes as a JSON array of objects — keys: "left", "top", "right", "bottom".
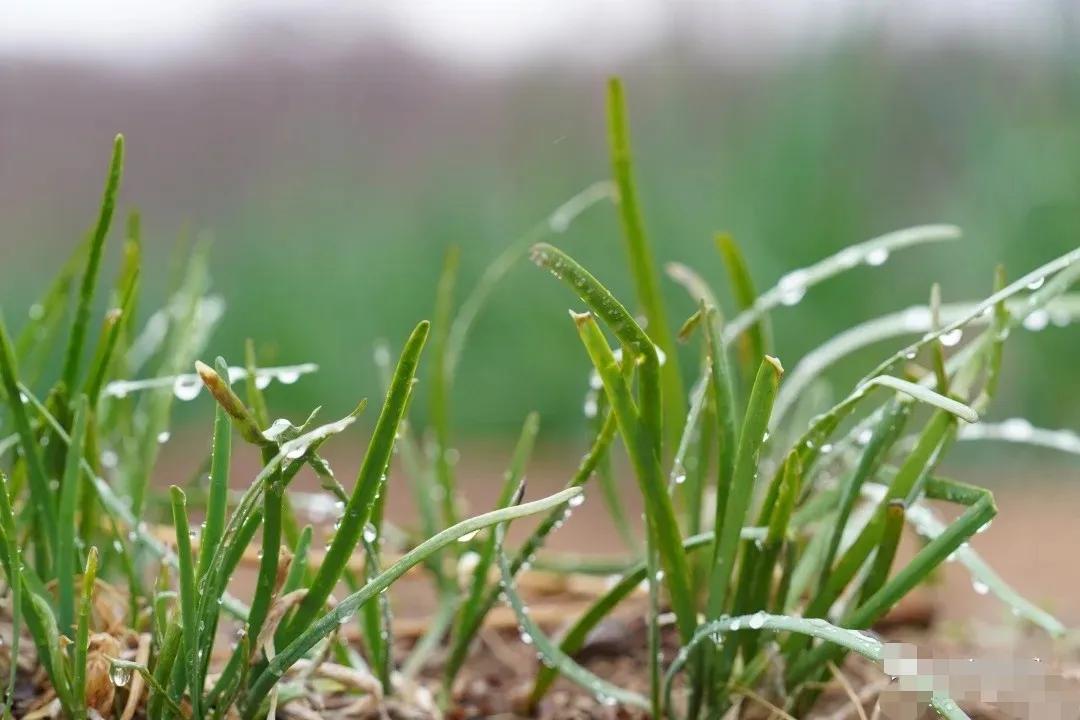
[{"left": 4, "top": 20, "right": 1080, "bottom": 442}]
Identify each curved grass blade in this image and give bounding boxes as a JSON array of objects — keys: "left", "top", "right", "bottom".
[
  {"left": 444, "top": 412, "right": 539, "bottom": 691},
  {"left": 445, "top": 180, "right": 615, "bottom": 379},
  {"left": 526, "top": 531, "right": 716, "bottom": 709},
  {"left": 61, "top": 134, "right": 124, "bottom": 391},
  {"left": 722, "top": 224, "right": 961, "bottom": 344},
  {"left": 110, "top": 657, "right": 187, "bottom": 719},
  {"left": 572, "top": 310, "right": 696, "bottom": 640},
  {"left": 446, "top": 408, "right": 619, "bottom": 693},
  {"left": 496, "top": 501, "right": 650, "bottom": 710},
  {"left": 243, "top": 487, "right": 584, "bottom": 715},
  {"left": 663, "top": 614, "right": 971, "bottom": 720},
  {"left": 863, "top": 479, "right": 1065, "bottom": 636},
  {"left": 280, "top": 320, "right": 429, "bottom": 647},
  {"left": 860, "top": 246, "right": 1080, "bottom": 385}
]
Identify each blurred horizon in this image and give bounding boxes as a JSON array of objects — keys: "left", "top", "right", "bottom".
[{"left": 4, "top": 2, "right": 1080, "bottom": 441}]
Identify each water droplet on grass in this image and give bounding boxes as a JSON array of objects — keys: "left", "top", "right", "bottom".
[
  {"left": 1023, "top": 310, "right": 1049, "bottom": 331},
  {"left": 940, "top": 328, "right": 963, "bottom": 347},
  {"left": 172, "top": 375, "right": 202, "bottom": 401},
  {"left": 972, "top": 580, "right": 989, "bottom": 595},
  {"left": 865, "top": 248, "right": 890, "bottom": 266},
  {"left": 110, "top": 664, "right": 132, "bottom": 687}
]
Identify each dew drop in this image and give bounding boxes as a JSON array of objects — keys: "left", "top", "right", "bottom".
[
  {"left": 1026, "top": 276, "right": 1046, "bottom": 290},
  {"left": 568, "top": 493, "right": 585, "bottom": 508},
  {"left": 458, "top": 530, "right": 479, "bottom": 544},
  {"left": 748, "top": 612, "right": 766, "bottom": 630},
  {"left": 172, "top": 375, "right": 202, "bottom": 401},
  {"left": 940, "top": 328, "right": 963, "bottom": 347},
  {"left": 109, "top": 664, "right": 132, "bottom": 687},
  {"left": 363, "top": 523, "right": 378, "bottom": 543},
  {"left": 1022, "top": 310, "right": 1049, "bottom": 332},
  {"left": 156, "top": 431, "right": 171, "bottom": 444},
  {"left": 276, "top": 370, "right": 301, "bottom": 385},
  {"left": 865, "top": 248, "right": 890, "bottom": 266},
  {"left": 255, "top": 373, "right": 272, "bottom": 390},
  {"left": 972, "top": 580, "right": 990, "bottom": 596}
]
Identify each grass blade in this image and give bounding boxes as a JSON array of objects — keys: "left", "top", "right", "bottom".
[
  {"left": 197, "top": 403, "right": 232, "bottom": 581},
  {"left": 72, "top": 547, "right": 99, "bottom": 720},
  {"left": 57, "top": 395, "right": 89, "bottom": 636},
  {"left": 607, "top": 77, "right": 684, "bottom": 446},
  {"left": 496, "top": 511, "right": 650, "bottom": 711},
  {"left": 244, "top": 487, "right": 584, "bottom": 715},
  {"left": 444, "top": 412, "right": 539, "bottom": 691},
  {"left": 61, "top": 134, "right": 124, "bottom": 391},
  {"left": 715, "top": 232, "right": 772, "bottom": 391},
  {"left": 0, "top": 314, "right": 58, "bottom": 563},
  {"left": 706, "top": 355, "right": 783, "bottom": 619},
  {"left": 280, "top": 320, "right": 429, "bottom": 646},
  {"left": 170, "top": 486, "right": 202, "bottom": 718}
]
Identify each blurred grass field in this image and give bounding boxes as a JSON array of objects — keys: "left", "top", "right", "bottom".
[{"left": 4, "top": 37, "right": 1080, "bottom": 439}]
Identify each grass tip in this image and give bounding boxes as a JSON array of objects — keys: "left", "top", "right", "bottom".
[
  {"left": 569, "top": 309, "right": 593, "bottom": 326},
  {"left": 765, "top": 354, "right": 785, "bottom": 376}
]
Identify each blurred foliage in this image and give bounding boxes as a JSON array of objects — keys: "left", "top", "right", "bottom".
[{"left": 5, "top": 38, "right": 1080, "bottom": 438}]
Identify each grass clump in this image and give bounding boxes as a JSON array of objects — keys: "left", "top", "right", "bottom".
[{"left": 0, "top": 78, "right": 1076, "bottom": 720}]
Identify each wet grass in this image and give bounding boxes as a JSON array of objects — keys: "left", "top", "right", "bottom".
[{"left": 0, "top": 79, "right": 1077, "bottom": 720}]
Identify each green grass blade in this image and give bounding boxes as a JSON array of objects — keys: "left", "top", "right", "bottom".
[
  {"left": 819, "top": 399, "right": 911, "bottom": 587},
  {"left": 57, "top": 395, "right": 89, "bottom": 636},
  {"left": 445, "top": 181, "right": 615, "bottom": 379},
  {"left": 721, "top": 224, "right": 961, "bottom": 345},
  {"left": 244, "top": 487, "right": 584, "bottom": 715},
  {"left": 444, "top": 411, "right": 539, "bottom": 691},
  {"left": 606, "top": 77, "right": 683, "bottom": 447},
  {"left": 280, "top": 320, "right": 429, "bottom": 647},
  {"left": 243, "top": 339, "right": 270, "bottom": 430},
  {"left": 197, "top": 403, "right": 232, "bottom": 581},
  {"left": 526, "top": 531, "right": 715, "bottom": 709},
  {"left": 855, "top": 500, "right": 905, "bottom": 605},
  {"left": 169, "top": 486, "right": 202, "bottom": 718},
  {"left": 14, "top": 236, "right": 87, "bottom": 376},
  {"left": 572, "top": 310, "right": 696, "bottom": 640},
  {"left": 430, "top": 246, "right": 461, "bottom": 530},
  {"left": 451, "top": 408, "right": 619, "bottom": 693},
  {"left": 84, "top": 266, "right": 139, "bottom": 406},
  {"left": 706, "top": 355, "right": 783, "bottom": 619},
  {"left": 0, "top": 474, "right": 21, "bottom": 715},
  {"left": 715, "top": 232, "right": 772, "bottom": 390},
  {"left": 663, "top": 614, "right": 972, "bottom": 720},
  {"left": 147, "top": 620, "right": 182, "bottom": 720},
  {"left": 0, "top": 314, "right": 58, "bottom": 562},
  {"left": 496, "top": 514, "right": 651, "bottom": 711},
  {"left": 72, "top": 547, "right": 99, "bottom": 720},
  {"left": 61, "top": 134, "right": 124, "bottom": 391},
  {"left": 281, "top": 525, "right": 313, "bottom": 595}
]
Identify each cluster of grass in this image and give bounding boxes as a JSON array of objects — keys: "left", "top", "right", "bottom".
[{"left": 0, "top": 77, "right": 1076, "bottom": 719}]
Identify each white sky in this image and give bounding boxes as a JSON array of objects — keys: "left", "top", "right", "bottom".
[{"left": 0, "top": 0, "right": 1063, "bottom": 67}]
